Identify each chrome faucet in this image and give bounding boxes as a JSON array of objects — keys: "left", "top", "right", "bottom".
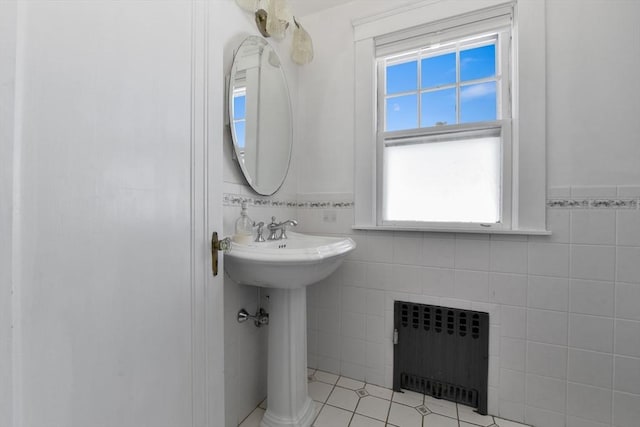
[{"left": 267, "top": 216, "right": 298, "bottom": 240}]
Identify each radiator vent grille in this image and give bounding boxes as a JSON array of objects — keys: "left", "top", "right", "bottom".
[
  {"left": 393, "top": 302, "right": 489, "bottom": 414},
  {"left": 400, "top": 373, "right": 478, "bottom": 407}
]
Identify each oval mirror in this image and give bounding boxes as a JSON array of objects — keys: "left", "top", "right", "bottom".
[{"left": 229, "top": 36, "right": 292, "bottom": 196}]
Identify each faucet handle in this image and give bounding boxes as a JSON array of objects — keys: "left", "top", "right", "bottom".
[
  {"left": 280, "top": 219, "right": 297, "bottom": 240},
  {"left": 254, "top": 221, "right": 265, "bottom": 242},
  {"left": 267, "top": 216, "right": 279, "bottom": 240}
]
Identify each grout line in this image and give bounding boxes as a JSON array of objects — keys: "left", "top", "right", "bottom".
[
  {"left": 237, "top": 404, "right": 263, "bottom": 427},
  {"left": 564, "top": 208, "right": 573, "bottom": 427},
  {"left": 311, "top": 402, "right": 323, "bottom": 426},
  {"left": 611, "top": 210, "right": 618, "bottom": 427},
  {"left": 384, "top": 391, "right": 392, "bottom": 426}
]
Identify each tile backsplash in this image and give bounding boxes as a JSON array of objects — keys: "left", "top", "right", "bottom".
[
  {"left": 225, "top": 185, "right": 640, "bottom": 212},
  {"left": 223, "top": 192, "right": 355, "bottom": 209},
  {"left": 296, "top": 185, "right": 640, "bottom": 427}
]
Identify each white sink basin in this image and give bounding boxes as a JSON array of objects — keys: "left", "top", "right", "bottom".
[{"left": 224, "top": 231, "right": 356, "bottom": 288}]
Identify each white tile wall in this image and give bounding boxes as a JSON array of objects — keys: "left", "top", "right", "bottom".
[
  {"left": 525, "top": 374, "right": 566, "bottom": 414},
  {"left": 527, "top": 309, "right": 568, "bottom": 346},
  {"left": 527, "top": 276, "right": 569, "bottom": 311},
  {"left": 298, "top": 190, "right": 640, "bottom": 427},
  {"left": 571, "top": 245, "right": 616, "bottom": 282},
  {"left": 569, "top": 314, "right": 614, "bottom": 353},
  {"left": 569, "top": 279, "right": 615, "bottom": 317},
  {"left": 616, "top": 247, "right": 640, "bottom": 284},
  {"left": 570, "top": 186, "right": 617, "bottom": 199},
  {"left": 570, "top": 210, "right": 616, "bottom": 245},
  {"left": 454, "top": 270, "right": 489, "bottom": 302},
  {"left": 567, "top": 348, "right": 613, "bottom": 389},
  {"left": 500, "top": 369, "right": 525, "bottom": 403},
  {"left": 501, "top": 338, "right": 526, "bottom": 372},
  {"left": 524, "top": 406, "right": 565, "bottom": 427},
  {"left": 566, "top": 415, "right": 611, "bottom": 427},
  {"left": 616, "top": 211, "right": 640, "bottom": 246},
  {"left": 566, "top": 382, "right": 612, "bottom": 424},
  {"left": 422, "top": 237, "right": 455, "bottom": 268},
  {"left": 500, "top": 305, "right": 527, "bottom": 339},
  {"left": 526, "top": 342, "right": 568, "bottom": 380},
  {"left": 614, "top": 320, "right": 640, "bottom": 357},
  {"left": 490, "top": 273, "right": 528, "bottom": 306},
  {"left": 491, "top": 241, "right": 529, "bottom": 274},
  {"left": 613, "top": 356, "right": 640, "bottom": 395},
  {"left": 615, "top": 283, "right": 640, "bottom": 320},
  {"left": 455, "top": 238, "right": 491, "bottom": 271},
  {"left": 528, "top": 243, "right": 570, "bottom": 277},
  {"left": 613, "top": 391, "right": 640, "bottom": 427}
]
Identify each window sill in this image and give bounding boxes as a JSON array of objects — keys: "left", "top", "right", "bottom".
[{"left": 352, "top": 225, "right": 551, "bottom": 236}]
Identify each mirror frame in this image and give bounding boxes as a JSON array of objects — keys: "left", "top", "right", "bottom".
[{"left": 228, "top": 36, "right": 293, "bottom": 196}]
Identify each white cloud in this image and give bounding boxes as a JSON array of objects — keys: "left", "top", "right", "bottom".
[{"left": 460, "top": 83, "right": 495, "bottom": 100}]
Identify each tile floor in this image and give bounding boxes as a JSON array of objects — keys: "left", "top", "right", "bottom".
[{"left": 239, "top": 369, "right": 532, "bottom": 427}]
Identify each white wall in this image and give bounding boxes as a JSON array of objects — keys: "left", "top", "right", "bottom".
[
  {"left": 546, "top": 0, "right": 640, "bottom": 186},
  {"left": 294, "top": 1, "right": 640, "bottom": 427},
  {"left": 0, "top": 1, "right": 17, "bottom": 425},
  {"left": 294, "top": 0, "right": 417, "bottom": 195}
]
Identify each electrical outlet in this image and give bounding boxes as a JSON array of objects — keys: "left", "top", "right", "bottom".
[{"left": 322, "top": 210, "right": 337, "bottom": 223}]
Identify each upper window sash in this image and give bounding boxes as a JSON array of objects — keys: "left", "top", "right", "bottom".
[{"left": 378, "top": 30, "right": 509, "bottom": 132}]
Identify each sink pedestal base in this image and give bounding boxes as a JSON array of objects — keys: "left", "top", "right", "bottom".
[{"left": 260, "top": 287, "right": 315, "bottom": 427}]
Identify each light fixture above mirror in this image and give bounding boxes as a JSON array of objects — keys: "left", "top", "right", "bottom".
[{"left": 235, "top": 0, "right": 314, "bottom": 65}]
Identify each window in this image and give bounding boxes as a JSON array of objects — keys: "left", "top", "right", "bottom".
[
  {"left": 383, "top": 36, "right": 501, "bottom": 130},
  {"left": 232, "top": 88, "right": 246, "bottom": 150},
  {"left": 379, "top": 17, "right": 512, "bottom": 228},
  {"left": 354, "top": 0, "right": 547, "bottom": 234}
]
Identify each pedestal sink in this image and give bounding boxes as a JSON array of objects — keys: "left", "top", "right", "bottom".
[{"left": 224, "top": 232, "right": 356, "bottom": 427}]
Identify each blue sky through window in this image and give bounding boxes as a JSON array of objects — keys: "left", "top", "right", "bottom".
[
  {"left": 234, "top": 122, "right": 246, "bottom": 148},
  {"left": 422, "top": 89, "right": 456, "bottom": 126},
  {"left": 386, "top": 61, "right": 417, "bottom": 94},
  {"left": 233, "top": 94, "right": 246, "bottom": 148},
  {"left": 386, "top": 95, "right": 418, "bottom": 131},
  {"left": 461, "top": 82, "right": 496, "bottom": 123},
  {"left": 421, "top": 53, "right": 456, "bottom": 88},
  {"left": 233, "top": 95, "right": 246, "bottom": 119},
  {"left": 461, "top": 45, "right": 495, "bottom": 81},
  {"left": 385, "top": 42, "right": 497, "bottom": 131}
]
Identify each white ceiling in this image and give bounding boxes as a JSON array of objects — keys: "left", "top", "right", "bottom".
[{"left": 289, "top": 0, "right": 353, "bottom": 17}]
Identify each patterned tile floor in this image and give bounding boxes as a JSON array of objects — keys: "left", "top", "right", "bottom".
[{"left": 239, "top": 369, "right": 531, "bottom": 427}]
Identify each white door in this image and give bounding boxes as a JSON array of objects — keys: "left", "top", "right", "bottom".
[{"left": 9, "top": 1, "right": 224, "bottom": 426}]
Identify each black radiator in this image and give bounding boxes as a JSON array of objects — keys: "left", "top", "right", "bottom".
[{"left": 393, "top": 301, "right": 489, "bottom": 414}]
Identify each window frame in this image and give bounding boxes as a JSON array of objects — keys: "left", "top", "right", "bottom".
[
  {"left": 353, "top": 0, "right": 548, "bottom": 235},
  {"left": 376, "top": 24, "right": 512, "bottom": 231}
]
